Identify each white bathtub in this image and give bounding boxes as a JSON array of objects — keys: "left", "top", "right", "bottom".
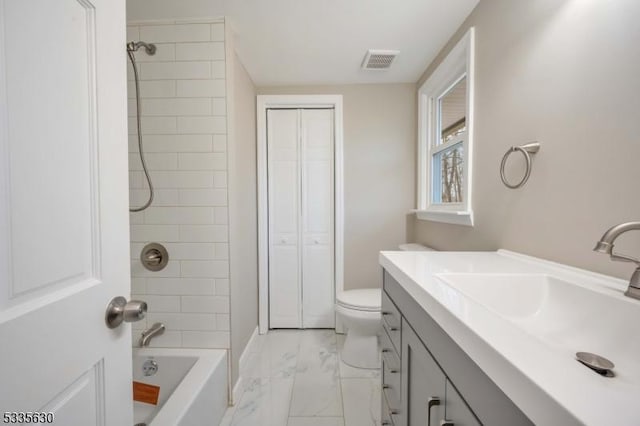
[{"left": 132, "top": 348, "right": 227, "bottom": 426}]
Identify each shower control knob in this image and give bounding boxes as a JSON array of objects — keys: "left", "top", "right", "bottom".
[
  {"left": 141, "top": 243, "right": 169, "bottom": 272},
  {"left": 105, "top": 296, "right": 148, "bottom": 329}
]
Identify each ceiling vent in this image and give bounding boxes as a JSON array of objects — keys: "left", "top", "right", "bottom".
[{"left": 361, "top": 49, "right": 399, "bottom": 70}]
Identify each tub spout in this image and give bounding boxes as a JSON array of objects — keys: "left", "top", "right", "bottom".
[{"left": 139, "top": 322, "right": 165, "bottom": 347}]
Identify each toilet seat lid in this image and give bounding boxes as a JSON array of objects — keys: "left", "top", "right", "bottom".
[{"left": 336, "top": 289, "right": 381, "bottom": 311}]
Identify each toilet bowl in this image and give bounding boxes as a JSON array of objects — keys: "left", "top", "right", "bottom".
[
  {"left": 335, "top": 288, "right": 382, "bottom": 369},
  {"left": 335, "top": 244, "right": 432, "bottom": 369}
]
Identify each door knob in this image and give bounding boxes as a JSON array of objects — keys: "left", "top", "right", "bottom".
[{"left": 105, "top": 296, "right": 147, "bottom": 329}]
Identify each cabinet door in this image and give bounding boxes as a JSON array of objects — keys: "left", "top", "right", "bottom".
[
  {"left": 401, "top": 319, "right": 446, "bottom": 426},
  {"left": 445, "top": 380, "right": 482, "bottom": 426}
]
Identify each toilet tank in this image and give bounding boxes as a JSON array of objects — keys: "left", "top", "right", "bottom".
[{"left": 398, "top": 243, "right": 434, "bottom": 251}]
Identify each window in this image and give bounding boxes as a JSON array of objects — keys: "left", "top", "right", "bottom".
[{"left": 417, "top": 28, "right": 475, "bottom": 226}]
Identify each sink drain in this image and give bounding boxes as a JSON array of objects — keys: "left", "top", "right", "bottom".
[{"left": 576, "top": 352, "right": 615, "bottom": 377}]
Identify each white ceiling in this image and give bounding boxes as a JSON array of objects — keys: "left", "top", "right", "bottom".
[
  {"left": 225, "top": 0, "right": 480, "bottom": 86},
  {"left": 126, "top": 0, "right": 480, "bottom": 86}
]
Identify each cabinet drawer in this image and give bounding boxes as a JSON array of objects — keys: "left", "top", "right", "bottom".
[
  {"left": 382, "top": 290, "right": 401, "bottom": 352},
  {"left": 381, "top": 328, "right": 401, "bottom": 409}
]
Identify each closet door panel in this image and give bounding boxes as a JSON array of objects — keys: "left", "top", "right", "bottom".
[
  {"left": 301, "top": 109, "right": 334, "bottom": 328},
  {"left": 269, "top": 244, "right": 300, "bottom": 328},
  {"left": 304, "top": 161, "right": 333, "bottom": 233},
  {"left": 268, "top": 109, "right": 301, "bottom": 328},
  {"left": 302, "top": 244, "right": 334, "bottom": 327}
]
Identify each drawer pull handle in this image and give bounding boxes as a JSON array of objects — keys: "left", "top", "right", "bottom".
[
  {"left": 428, "top": 396, "right": 441, "bottom": 426},
  {"left": 382, "top": 311, "right": 393, "bottom": 316},
  {"left": 440, "top": 421, "right": 454, "bottom": 426},
  {"left": 383, "top": 384, "right": 391, "bottom": 389},
  {"left": 382, "top": 348, "right": 392, "bottom": 353},
  {"left": 382, "top": 422, "right": 392, "bottom": 426},
  {"left": 390, "top": 409, "right": 400, "bottom": 415},
  {"left": 389, "top": 326, "right": 399, "bottom": 331},
  {"left": 389, "top": 368, "right": 399, "bottom": 373}
]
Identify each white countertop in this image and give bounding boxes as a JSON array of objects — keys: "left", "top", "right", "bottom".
[{"left": 379, "top": 250, "right": 640, "bottom": 426}]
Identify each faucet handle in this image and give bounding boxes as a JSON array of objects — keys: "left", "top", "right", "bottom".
[
  {"left": 609, "top": 252, "right": 640, "bottom": 266},
  {"left": 142, "top": 322, "right": 165, "bottom": 336}
]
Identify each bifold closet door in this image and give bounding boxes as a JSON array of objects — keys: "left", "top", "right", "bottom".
[
  {"left": 267, "top": 108, "right": 335, "bottom": 329},
  {"left": 300, "top": 109, "right": 334, "bottom": 328},
  {"left": 267, "top": 109, "right": 301, "bottom": 328}
]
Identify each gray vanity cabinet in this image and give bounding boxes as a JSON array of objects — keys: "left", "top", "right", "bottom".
[
  {"left": 401, "top": 319, "right": 446, "bottom": 426},
  {"left": 445, "top": 380, "right": 481, "bottom": 426},
  {"left": 401, "top": 319, "right": 479, "bottom": 426},
  {"left": 382, "top": 270, "right": 533, "bottom": 426}
]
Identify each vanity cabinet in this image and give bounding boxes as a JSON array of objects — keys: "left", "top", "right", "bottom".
[
  {"left": 381, "top": 291, "right": 402, "bottom": 426},
  {"left": 402, "top": 320, "right": 479, "bottom": 426},
  {"left": 382, "top": 270, "right": 533, "bottom": 426}
]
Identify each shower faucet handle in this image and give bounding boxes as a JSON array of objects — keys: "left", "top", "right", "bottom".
[
  {"left": 140, "top": 243, "right": 169, "bottom": 272},
  {"left": 144, "top": 249, "right": 162, "bottom": 265}
]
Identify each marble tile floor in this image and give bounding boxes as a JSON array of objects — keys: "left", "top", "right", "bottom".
[{"left": 220, "top": 329, "right": 381, "bottom": 426}]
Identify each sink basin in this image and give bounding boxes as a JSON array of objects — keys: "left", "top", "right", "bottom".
[
  {"left": 435, "top": 273, "right": 581, "bottom": 319},
  {"left": 435, "top": 273, "right": 637, "bottom": 358}
]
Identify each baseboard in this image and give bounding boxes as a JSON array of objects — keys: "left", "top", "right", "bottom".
[
  {"left": 231, "top": 326, "right": 260, "bottom": 405},
  {"left": 231, "top": 376, "right": 243, "bottom": 405}
]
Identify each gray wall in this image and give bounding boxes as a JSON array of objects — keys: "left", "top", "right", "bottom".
[
  {"left": 258, "top": 84, "right": 416, "bottom": 290},
  {"left": 127, "top": 0, "right": 224, "bottom": 21},
  {"left": 412, "top": 0, "right": 640, "bottom": 279},
  {"left": 229, "top": 53, "right": 258, "bottom": 387}
]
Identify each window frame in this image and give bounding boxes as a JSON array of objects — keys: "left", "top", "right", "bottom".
[{"left": 417, "top": 27, "right": 475, "bottom": 226}]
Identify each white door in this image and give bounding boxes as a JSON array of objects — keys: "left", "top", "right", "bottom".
[
  {"left": 300, "top": 109, "right": 334, "bottom": 328},
  {"left": 267, "top": 109, "right": 335, "bottom": 329},
  {"left": 267, "top": 109, "right": 301, "bottom": 328},
  {"left": 0, "top": 1, "right": 133, "bottom": 425}
]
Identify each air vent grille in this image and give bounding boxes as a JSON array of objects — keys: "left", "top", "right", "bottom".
[{"left": 362, "top": 49, "right": 399, "bottom": 70}]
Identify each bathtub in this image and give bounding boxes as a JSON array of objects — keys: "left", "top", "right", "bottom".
[{"left": 132, "top": 348, "right": 227, "bottom": 426}]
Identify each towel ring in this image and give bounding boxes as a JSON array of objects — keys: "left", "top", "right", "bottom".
[{"left": 500, "top": 142, "right": 540, "bottom": 189}]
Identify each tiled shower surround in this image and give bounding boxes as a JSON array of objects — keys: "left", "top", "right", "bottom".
[{"left": 127, "top": 19, "right": 230, "bottom": 349}]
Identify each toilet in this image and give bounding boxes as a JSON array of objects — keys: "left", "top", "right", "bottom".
[
  {"left": 336, "top": 243, "right": 432, "bottom": 369},
  {"left": 336, "top": 288, "right": 382, "bottom": 368}
]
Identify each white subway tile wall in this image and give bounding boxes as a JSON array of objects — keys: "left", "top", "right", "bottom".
[{"left": 128, "top": 20, "right": 230, "bottom": 349}]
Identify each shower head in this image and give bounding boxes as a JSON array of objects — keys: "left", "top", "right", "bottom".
[{"left": 127, "top": 41, "right": 156, "bottom": 56}]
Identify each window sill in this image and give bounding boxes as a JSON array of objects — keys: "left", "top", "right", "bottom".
[{"left": 413, "top": 209, "right": 474, "bottom": 227}]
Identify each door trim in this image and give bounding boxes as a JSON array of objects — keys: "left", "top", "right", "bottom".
[{"left": 257, "top": 95, "right": 344, "bottom": 334}]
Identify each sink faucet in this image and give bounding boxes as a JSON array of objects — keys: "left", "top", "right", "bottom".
[
  {"left": 139, "top": 322, "right": 165, "bottom": 347},
  {"left": 593, "top": 221, "right": 640, "bottom": 300}
]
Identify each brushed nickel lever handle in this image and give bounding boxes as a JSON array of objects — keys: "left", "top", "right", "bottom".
[
  {"left": 140, "top": 242, "right": 169, "bottom": 271},
  {"left": 427, "top": 396, "right": 441, "bottom": 426},
  {"left": 144, "top": 250, "right": 162, "bottom": 265}
]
